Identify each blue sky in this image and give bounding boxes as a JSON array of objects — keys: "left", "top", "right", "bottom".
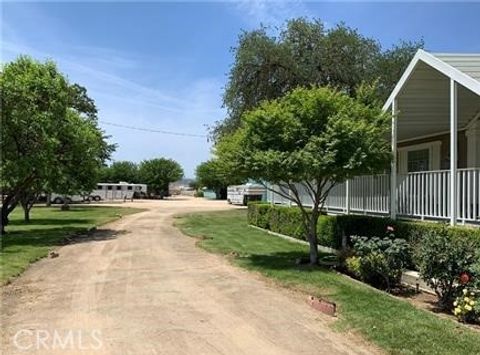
[{"left": 2, "top": 1, "right": 480, "bottom": 178}]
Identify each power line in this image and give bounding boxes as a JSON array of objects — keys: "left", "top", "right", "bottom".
[{"left": 100, "top": 120, "right": 208, "bottom": 138}]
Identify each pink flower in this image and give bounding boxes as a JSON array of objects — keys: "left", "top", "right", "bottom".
[
  {"left": 459, "top": 272, "right": 470, "bottom": 285},
  {"left": 386, "top": 226, "right": 395, "bottom": 232}
]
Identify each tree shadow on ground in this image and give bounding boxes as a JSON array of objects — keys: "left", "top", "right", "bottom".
[
  {"left": 31, "top": 205, "right": 110, "bottom": 211},
  {"left": 9, "top": 218, "right": 94, "bottom": 226},
  {"left": 239, "top": 251, "right": 333, "bottom": 272},
  {"left": 62, "top": 228, "right": 128, "bottom": 245},
  {"left": 163, "top": 197, "right": 192, "bottom": 201},
  {"left": 1, "top": 228, "right": 127, "bottom": 250}
]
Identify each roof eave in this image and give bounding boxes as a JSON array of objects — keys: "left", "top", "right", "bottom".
[{"left": 382, "top": 49, "right": 480, "bottom": 112}]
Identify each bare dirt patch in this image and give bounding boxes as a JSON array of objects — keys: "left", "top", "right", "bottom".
[{"left": 1, "top": 197, "right": 380, "bottom": 354}]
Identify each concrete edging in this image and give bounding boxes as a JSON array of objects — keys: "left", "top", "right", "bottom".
[{"left": 248, "top": 224, "right": 337, "bottom": 254}]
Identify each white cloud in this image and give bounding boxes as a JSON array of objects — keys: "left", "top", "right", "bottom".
[{"left": 233, "top": 0, "right": 311, "bottom": 28}]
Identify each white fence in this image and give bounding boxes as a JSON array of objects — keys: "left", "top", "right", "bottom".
[{"left": 266, "top": 168, "right": 480, "bottom": 224}]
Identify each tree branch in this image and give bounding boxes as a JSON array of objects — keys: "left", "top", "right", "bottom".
[{"left": 259, "top": 181, "right": 294, "bottom": 203}]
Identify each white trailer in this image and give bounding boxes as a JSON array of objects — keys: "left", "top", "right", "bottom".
[
  {"left": 91, "top": 182, "right": 147, "bottom": 201},
  {"left": 227, "top": 184, "right": 265, "bottom": 205},
  {"left": 50, "top": 182, "right": 147, "bottom": 203}
]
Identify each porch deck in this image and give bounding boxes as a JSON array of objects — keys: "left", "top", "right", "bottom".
[{"left": 266, "top": 168, "right": 480, "bottom": 224}]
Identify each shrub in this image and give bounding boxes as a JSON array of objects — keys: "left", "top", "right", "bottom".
[
  {"left": 268, "top": 206, "right": 306, "bottom": 239},
  {"left": 349, "top": 235, "right": 410, "bottom": 290},
  {"left": 453, "top": 288, "right": 480, "bottom": 324},
  {"left": 247, "top": 202, "right": 272, "bottom": 229},
  {"left": 317, "top": 216, "right": 341, "bottom": 248},
  {"left": 345, "top": 256, "right": 362, "bottom": 278},
  {"left": 247, "top": 204, "right": 480, "bottom": 266},
  {"left": 415, "top": 225, "right": 479, "bottom": 309},
  {"left": 195, "top": 190, "right": 204, "bottom": 198},
  {"left": 470, "top": 261, "right": 480, "bottom": 290}
]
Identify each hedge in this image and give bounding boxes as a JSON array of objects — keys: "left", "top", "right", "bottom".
[
  {"left": 247, "top": 203, "right": 340, "bottom": 248},
  {"left": 247, "top": 203, "right": 480, "bottom": 251}
]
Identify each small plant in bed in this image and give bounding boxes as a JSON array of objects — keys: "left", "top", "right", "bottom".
[
  {"left": 344, "top": 229, "right": 410, "bottom": 291},
  {"left": 453, "top": 288, "right": 480, "bottom": 324},
  {"left": 453, "top": 262, "right": 480, "bottom": 324}
]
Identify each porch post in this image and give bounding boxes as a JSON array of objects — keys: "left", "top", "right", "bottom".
[
  {"left": 288, "top": 184, "right": 292, "bottom": 207},
  {"left": 345, "top": 180, "right": 350, "bottom": 215},
  {"left": 450, "top": 79, "right": 458, "bottom": 226},
  {"left": 271, "top": 183, "right": 275, "bottom": 205},
  {"left": 390, "top": 98, "right": 398, "bottom": 219}
]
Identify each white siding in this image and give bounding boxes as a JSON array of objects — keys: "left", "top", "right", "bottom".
[{"left": 434, "top": 54, "right": 480, "bottom": 83}]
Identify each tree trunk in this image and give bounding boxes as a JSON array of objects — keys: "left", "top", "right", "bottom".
[
  {"left": 61, "top": 199, "right": 70, "bottom": 211},
  {"left": 307, "top": 212, "right": 319, "bottom": 265},
  {"left": 23, "top": 206, "right": 30, "bottom": 223},
  {"left": 1, "top": 207, "right": 8, "bottom": 235},
  {"left": 20, "top": 195, "right": 34, "bottom": 223},
  {"left": 46, "top": 193, "right": 52, "bottom": 207},
  {"left": 308, "top": 234, "right": 319, "bottom": 265},
  {"left": 1, "top": 195, "right": 19, "bottom": 234}
]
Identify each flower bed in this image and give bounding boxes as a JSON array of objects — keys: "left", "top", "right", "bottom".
[{"left": 248, "top": 203, "right": 480, "bottom": 326}]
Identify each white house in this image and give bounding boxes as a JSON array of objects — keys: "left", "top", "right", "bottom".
[{"left": 267, "top": 49, "right": 480, "bottom": 226}]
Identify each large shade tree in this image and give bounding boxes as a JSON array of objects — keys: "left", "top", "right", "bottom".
[
  {"left": 195, "top": 159, "right": 243, "bottom": 199},
  {"left": 214, "top": 18, "right": 422, "bottom": 139},
  {"left": 0, "top": 56, "right": 113, "bottom": 230},
  {"left": 216, "top": 86, "right": 391, "bottom": 264},
  {"left": 99, "top": 161, "right": 139, "bottom": 183},
  {"left": 138, "top": 158, "right": 183, "bottom": 197},
  {"left": 53, "top": 111, "right": 114, "bottom": 210}
]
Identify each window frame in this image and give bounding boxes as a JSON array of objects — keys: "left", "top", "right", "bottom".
[{"left": 398, "top": 141, "right": 442, "bottom": 174}]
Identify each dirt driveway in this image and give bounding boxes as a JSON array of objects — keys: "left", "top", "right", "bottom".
[{"left": 1, "top": 197, "right": 378, "bottom": 354}]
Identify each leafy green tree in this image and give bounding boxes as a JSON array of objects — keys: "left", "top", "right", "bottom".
[
  {"left": 0, "top": 56, "right": 113, "bottom": 229},
  {"left": 99, "top": 161, "right": 139, "bottom": 183},
  {"left": 215, "top": 18, "right": 422, "bottom": 138},
  {"left": 216, "top": 87, "right": 391, "bottom": 264},
  {"left": 1, "top": 56, "right": 68, "bottom": 231},
  {"left": 374, "top": 40, "right": 424, "bottom": 101},
  {"left": 189, "top": 180, "right": 200, "bottom": 191},
  {"left": 53, "top": 111, "right": 114, "bottom": 210},
  {"left": 19, "top": 182, "right": 45, "bottom": 223},
  {"left": 195, "top": 159, "right": 243, "bottom": 199},
  {"left": 138, "top": 158, "right": 183, "bottom": 197}
]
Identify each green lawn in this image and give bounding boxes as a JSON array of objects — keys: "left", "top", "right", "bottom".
[
  {"left": 1, "top": 205, "right": 144, "bottom": 284},
  {"left": 176, "top": 209, "right": 480, "bottom": 355}
]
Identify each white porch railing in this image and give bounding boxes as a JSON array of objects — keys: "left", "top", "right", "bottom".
[
  {"left": 397, "top": 168, "right": 480, "bottom": 223},
  {"left": 266, "top": 168, "right": 480, "bottom": 224}
]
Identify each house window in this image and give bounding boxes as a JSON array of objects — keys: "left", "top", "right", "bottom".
[
  {"left": 407, "top": 149, "right": 430, "bottom": 172},
  {"left": 116, "top": 186, "right": 122, "bottom": 190},
  {"left": 107, "top": 185, "right": 113, "bottom": 190},
  {"left": 127, "top": 186, "right": 132, "bottom": 190}
]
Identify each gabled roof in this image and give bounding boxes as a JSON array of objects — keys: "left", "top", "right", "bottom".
[{"left": 383, "top": 49, "right": 480, "bottom": 111}]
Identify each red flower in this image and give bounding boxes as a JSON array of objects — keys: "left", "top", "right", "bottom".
[{"left": 459, "top": 272, "right": 471, "bottom": 285}]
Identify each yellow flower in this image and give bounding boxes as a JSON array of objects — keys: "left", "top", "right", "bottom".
[
  {"left": 453, "top": 301, "right": 458, "bottom": 307},
  {"left": 465, "top": 305, "right": 473, "bottom": 311},
  {"left": 463, "top": 289, "right": 468, "bottom": 295},
  {"left": 464, "top": 297, "right": 470, "bottom": 303},
  {"left": 454, "top": 308, "right": 461, "bottom": 315},
  {"left": 470, "top": 300, "right": 475, "bottom": 306}
]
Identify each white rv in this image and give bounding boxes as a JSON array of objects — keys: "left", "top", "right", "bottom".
[{"left": 227, "top": 183, "right": 265, "bottom": 205}]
